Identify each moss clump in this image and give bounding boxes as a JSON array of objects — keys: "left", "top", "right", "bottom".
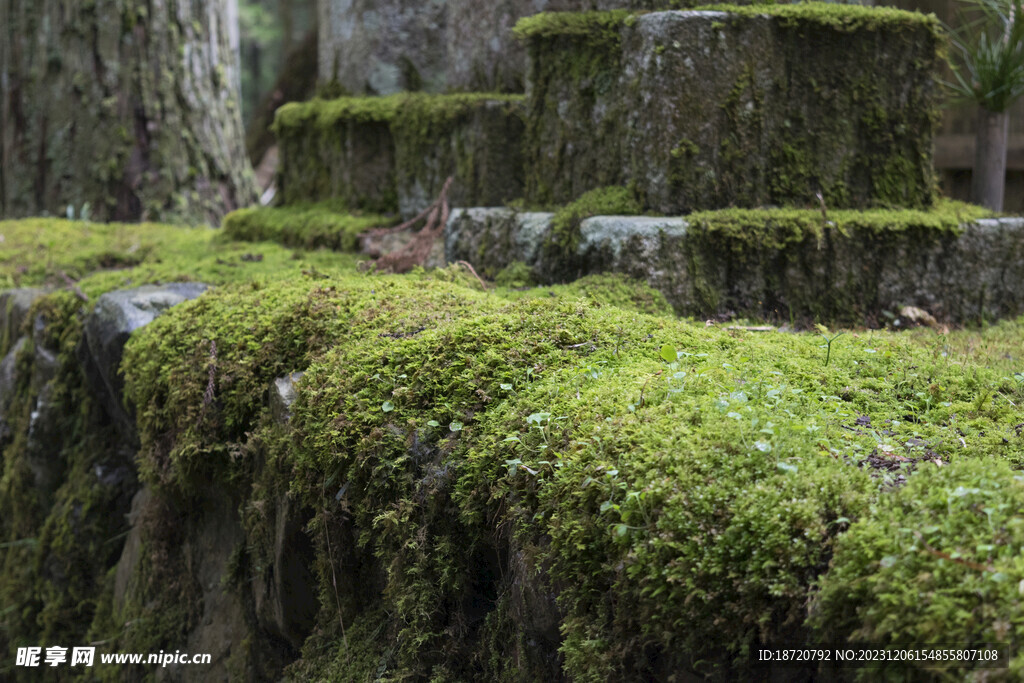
[
  {"left": 811, "top": 458, "right": 1024, "bottom": 677},
  {"left": 0, "top": 219, "right": 365, "bottom": 677},
  {"left": 698, "top": 3, "right": 943, "bottom": 35},
  {"left": 0, "top": 218, "right": 363, "bottom": 297},
  {"left": 0, "top": 218, "right": 210, "bottom": 289},
  {"left": 512, "top": 10, "right": 635, "bottom": 41},
  {"left": 221, "top": 201, "right": 391, "bottom": 252},
  {"left": 272, "top": 95, "right": 405, "bottom": 132},
  {"left": 686, "top": 198, "right": 992, "bottom": 251},
  {"left": 502, "top": 273, "right": 674, "bottom": 318},
  {"left": 264, "top": 288, "right": 1024, "bottom": 679},
  {"left": 122, "top": 276, "right": 498, "bottom": 488},
  {"left": 545, "top": 186, "right": 643, "bottom": 270},
  {"left": 492, "top": 261, "right": 535, "bottom": 289}
]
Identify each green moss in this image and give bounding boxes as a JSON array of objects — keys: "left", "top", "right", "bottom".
[
  {"left": 500, "top": 273, "right": 674, "bottom": 318},
  {"left": 122, "top": 276, "right": 498, "bottom": 488},
  {"left": 0, "top": 218, "right": 364, "bottom": 296},
  {"left": 811, "top": 458, "right": 1024, "bottom": 677},
  {"left": 492, "top": 261, "right": 535, "bottom": 289},
  {"left": 521, "top": 4, "right": 941, "bottom": 211},
  {"left": 9, "top": 213, "right": 1024, "bottom": 680},
  {"left": 273, "top": 96, "right": 400, "bottom": 212},
  {"left": 281, "top": 608, "right": 392, "bottom": 682},
  {"left": 391, "top": 93, "right": 526, "bottom": 213},
  {"left": 272, "top": 95, "right": 405, "bottom": 134},
  {"left": 686, "top": 198, "right": 992, "bottom": 250},
  {"left": 512, "top": 10, "right": 635, "bottom": 42},
  {"left": 0, "top": 291, "right": 138, "bottom": 673},
  {"left": 221, "top": 201, "right": 392, "bottom": 252},
  {"left": 0, "top": 219, "right": 367, "bottom": 678},
  {"left": 697, "top": 3, "right": 943, "bottom": 35},
  {"left": 545, "top": 186, "right": 643, "bottom": 266},
  {"left": 274, "top": 93, "right": 525, "bottom": 214}
]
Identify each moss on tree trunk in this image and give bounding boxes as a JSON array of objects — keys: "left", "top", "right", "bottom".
[{"left": 0, "top": 0, "right": 257, "bottom": 224}]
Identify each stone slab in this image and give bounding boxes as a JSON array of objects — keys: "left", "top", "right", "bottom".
[{"left": 445, "top": 208, "right": 1024, "bottom": 325}]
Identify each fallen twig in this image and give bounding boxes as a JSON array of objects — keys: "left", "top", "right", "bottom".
[
  {"left": 59, "top": 270, "right": 89, "bottom": 302},
  {"left": 456, "top": 260, "right": 488, "bottom": 290},
  {"left": 367, "top": 176, "right": 454, "bottom": 274}
]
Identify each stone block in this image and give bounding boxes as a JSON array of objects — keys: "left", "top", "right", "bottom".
[
  {"left": 444, "top": 205, "right": 1023, "bottom": 325},
  {"left": 323, "top": 0, "right": 877, "bottom": 94},
  {"left": 274, "top": 97, "right": 401, "bottom": 212},
  {"left": 81, "top": 282, "right": 209, "bottom": 438},
  {"left": 519, "top": 6, "right": 940, "bottom": 211},
  {"left": 274, "top": 94, "right": 525, "bottom": 219},
  {"left": 447, "top": 207, "right": 565, "bottom": 279},
  {"left": 393, "top": 95, "right": 525, "bottom": 218},
  {"left": 0, "top": 287, "right": 47, "bottom": 355},
  {"left": 318, "top": 0, "right": 449, "bottom": 95}
]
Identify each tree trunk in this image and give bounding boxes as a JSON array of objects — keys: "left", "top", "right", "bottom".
[
  {"left": 972, "top": 107, "right": 1009, "bottom": 212},
  {"left": 0, "top": 0, "right": 257, "bottom": 224}
]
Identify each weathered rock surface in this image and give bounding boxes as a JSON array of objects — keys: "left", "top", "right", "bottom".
[
  {"left": 522, "top": 8, "right": 939, "bottom": 211},
  {"left": 0, "top": 337, "right": 27, "bottom": 443},
  {"left": 446, "top": 209, "right": 1024, "bottom": 325},
  {"left": 319, "top": 0, "right": 449, "bottom": 95},
  {"left": 275, "top": 94, "right": 524, "bottom": 218},
  {"left": 81, "top": 283, "right": 208, "bottom": 437},
  {"left": 322, "top": 0, "right": 878, "bottom": 94},
  {"left": 394, "top": 97, "right": 525, "bottom": 219},
  {"left": 250, "top": 491, "right": 318, "bottom": 651},
  {"left": 445, "top": 207, "right": 556, "bottom": 278},
  {"left": 275, "top": 99, "right": 398, "bottom": 211},
  {"left": 0, "top": 287, "right": 47, "bottom": 353},
  {"left": 270, "top": 372, "right": 305, "bottom": 423}
]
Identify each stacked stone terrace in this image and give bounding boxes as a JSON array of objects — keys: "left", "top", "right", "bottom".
[{"left": 271, "top": 2, "right": 1024, "bottom": 325}]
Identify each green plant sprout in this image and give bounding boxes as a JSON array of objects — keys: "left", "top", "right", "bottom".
[{"left": 818, "top": 327, "right": 846, "bottom": 367}]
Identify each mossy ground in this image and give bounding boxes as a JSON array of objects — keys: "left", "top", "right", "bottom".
[
  {"left": 221, "top": 200, "right": 393, "bottom": 252},
  {"left": 4, "top": 217, "right": 1024, "bottom": 680}
]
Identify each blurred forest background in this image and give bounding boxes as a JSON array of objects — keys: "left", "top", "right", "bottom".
[
  {"left": 1, "top": 0, "right": 1021, "bottom": 228},
  {"left": 237, "top": 0, "right": 317, "bottom": 187}
]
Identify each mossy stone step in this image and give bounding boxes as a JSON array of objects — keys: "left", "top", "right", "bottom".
[
  {"left": 319, "top": 0, "right": 878, "bottom": 94},
  {"left": 273, "top": 93, "right": 525, "bottom": 219},
  {"left": 518, "top": 5, "right": 941, "bottom": 211},
  {"left": 445, "top": 201, "right": 1022, "bottom": 325}
]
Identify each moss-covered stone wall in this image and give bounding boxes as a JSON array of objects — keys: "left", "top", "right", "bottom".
[
  {"left": 445, "top": 199, "right": 1020, "bottom": 325},
  {"left": 393, "top": 94, "right": 527, "bottom": 217},
  {"left": 274, "top": 94, "right": 525, "bottom": 218},
  {"left": 519, "top": 5, "right": 941, "bottom": 211},
  {"left": 274, "top": 96, "right": 403, "bottom": 213}
]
